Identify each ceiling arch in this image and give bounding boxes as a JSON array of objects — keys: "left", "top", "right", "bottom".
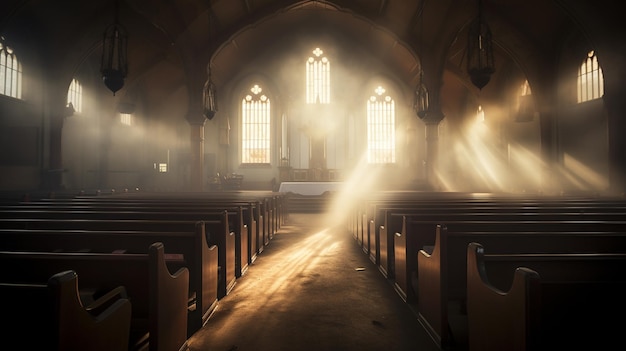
[{"left": 1, "top": 0, "right": 619, "bottom": 123}]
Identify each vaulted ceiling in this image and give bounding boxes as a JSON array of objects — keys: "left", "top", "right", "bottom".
[{"left": 1, "top": 0, "right": 622, "bottom": 121}]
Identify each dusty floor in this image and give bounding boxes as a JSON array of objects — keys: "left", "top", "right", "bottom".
[{"left": 186, "top": 213, "right": 440, "bottom": 351}]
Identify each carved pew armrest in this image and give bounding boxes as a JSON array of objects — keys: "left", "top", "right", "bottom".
[{"left": 84, "top": 285, "right": 129, "bottom": 316}]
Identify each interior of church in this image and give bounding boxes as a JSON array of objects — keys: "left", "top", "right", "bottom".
[
  {"left": 0, "top": 0, "right": 625, "bottom": 197},
  {"left": 2, "top": 2, "right": 626, "bottom": 350}
]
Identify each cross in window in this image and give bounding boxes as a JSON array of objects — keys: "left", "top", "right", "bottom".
[
  {"left": 312, "top": 48, "right": 323, "bottom": 57},
  {"left": 251, "top": 84, "right": 262, "bottom": 94}
]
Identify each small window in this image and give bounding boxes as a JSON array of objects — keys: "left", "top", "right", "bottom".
[
  {"left": 577, "top": 50, "right": 604, "bottom": 103},
  {"left": 515, "top": 80, "right": 535, "bottom": 122},
  {"left": 0, "top": 38, "right": 23, "bottom": 99},
  {"left": 476, "top": 105, "right": 485, "bottom": 123},
  {"left": 67, "top": 79, "right": 83, "bottom": 113},
  {"left": 154, "top": 163, "right": 167, "bottom": 173},
  {"left": 120, "top": 113, "right": 132, "bottom": 126}
]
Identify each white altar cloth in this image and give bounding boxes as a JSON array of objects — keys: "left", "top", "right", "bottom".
[{"left": 278, "top": 182, "right": 344, "bottom": 196}]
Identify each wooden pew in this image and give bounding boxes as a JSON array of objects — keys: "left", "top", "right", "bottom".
[
  {"left": 357, "top": 194, "right": 626, "bottom": 274},
  {"left": 393, "top": 213, "right": 626, "bottom": 302},
  {"left": 353, "top": 191, "right": 626, "bottom": 268},
  {"left": 0, "top": 242, "right": 189, "bottom": 351},
  {"left": 374, "top": 202, "right": 626, "bottom": 276},
  {"left": 0, "top": 205, "right": 251, "bottom": 278},
  {"left": 466, "top": 242, "right": 626, "bottom": 351},
  {"left": 26, "top": 194, "right": 267, "bottom": 263},
  {"left": 61, "top": 190, "right": 283, "bottom": 244},
  {"left": 0, "top": 217, "right": 229, "bottom": 333},
  {"left": 0, "top": 270, "right": 132, "bottom": 351},
  {"left": 417, "top": 225, "right": 626, "bottom": 350}
]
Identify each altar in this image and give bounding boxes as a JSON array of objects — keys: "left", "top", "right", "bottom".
[{"left": 278, "top": 181, "right": 344, "bottom": 196}]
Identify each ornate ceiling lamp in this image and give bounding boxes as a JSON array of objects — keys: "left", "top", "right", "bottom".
[
  {"left": 203, "top": 74, "right": 218, "bottom": 120},
  {"left": 203, "top": 0, "right": 218, "bottom": 120},
  {"left": 100, "top": 0, "right": 128, "bottom": 95},
  {"left": 414, "top": 0, "right": 428, "bottom": 119},
  {"left": 466, "top": 0, "right": 495, "bottom": 90},
  {"left": 414, "top": 71, "right": 429, "bottom": 119}
]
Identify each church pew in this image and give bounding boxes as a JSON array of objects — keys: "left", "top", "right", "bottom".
[
  {"left": 0, "top": 216, "right": 234, "bottom": 299},
  {"left": 60, "top": 189, "right": 284, "bottom": 239},
  {"left": 466, "top": 242, "right": 626, "bottom": 351},
  {"left": 370, "top": 204, "right": 624, "bottom": 281},
  {"left": 0, "top": 242, "right": 190, "bottom": 351},
  {"left": 15, "top": 189, "right": 284, "bottom": 247},
  {"left": 0, "top": 270, "right": 132, "bottom": 351},
  {"left": 59, "top": 198, "right": 260, "bottom": 262},
  {"left": 0, "top": 216, "right": 233, "bottom": 327},
  {"left": 0, "top": 221, "right": 218, "bottom": 335},
  {"left": 0, "top": 206, "right": 251, "bottom": 278},
  {"left": 387, "top": 211, "right": 626, "bottom": 295},
  {"left": 42, "top": 197, "right": 269, "bottom": 256},
  {"left": 417, "top": 225, "right": 626, "bottom": 350},
  {"left": 29, "top": 195, "right": 268, "bottom": 261},
  {"left": 370, "top": 200, "right": 626, "bottom": 267},
  {"left": 359, "top": 191, "right": 626, "bottom": 232},
  {"left": 395, "top": 216, "right": 626, "bottom": 302},
  {"left": 358, "top": 195, "right": 626, "bottom": 271}
]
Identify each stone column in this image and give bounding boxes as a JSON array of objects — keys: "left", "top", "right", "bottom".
[
  {"left": 539, "top": 102, "right": 561, "bottom": 192},
  {"left": 186, "top": 115, "right": 207, "bottom": 191},
  {"left": 421, "top": 109, "right": 444, "bottom": 190},
  {"left": 600, "top": 48, "right": 626, "bottom": 195},
  {"left": 45, "top": 103, "right": 75, "bottom": 190},
  {"left": 604, "top": 89, "right": 626, "bottom": 194}
]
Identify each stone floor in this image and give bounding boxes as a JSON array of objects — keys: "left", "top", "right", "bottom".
[{"left": 186, "top": 213, "right": 440, "bottom": 351}]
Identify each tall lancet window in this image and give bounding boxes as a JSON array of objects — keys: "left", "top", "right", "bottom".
[
  {"left": 0, "top": 38, "right": 22, "bottom": 99},
  {"left": 577, "top": 50, "right": 604, "bottom": 103},
  {"left": 367, "top": 86, "right": 396, "bottom": 164},
  {"left": 67, "top": 78, "right": 83, "bottom": 114},
  {"left": 306, "top": 47, "right": 330, "bottom": 104},
  {"left": 241, "top": 84, "right": 271, "bottom": 164}
]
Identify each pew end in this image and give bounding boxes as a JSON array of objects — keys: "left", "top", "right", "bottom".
[
  {"left": 466, "top": 241, "right": 626, "bottom": 350},
  {"left": 0, "top": 270, "right": 132, "bottom": 351},
  {"left": 466, "top": 242, "right": 541, "bottom": 351},
  {"left": 149, "top": 241, "right": 190, "bottom": 351},
  {"left": 416, "top": 225, "right": 447, "bottom": 349}
]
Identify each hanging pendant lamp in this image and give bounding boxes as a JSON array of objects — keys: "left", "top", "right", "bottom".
[
  {"left": 414, "top": 71, "right": 429, "bottom": 119},
  {"left": 466, "top": 0, "right": 495, "bottom": 90},
  {"left": 203, "top": 75, "right": 218, "bottom": 120},
  {"left": 203, "top": 0, "right": 218, "bottom": 120},
  {"left": 100, "top": 0, "right": 128, "bottom": 95},
  {"left": 414, "top": 0, "right": 428, "bottom": 119}
]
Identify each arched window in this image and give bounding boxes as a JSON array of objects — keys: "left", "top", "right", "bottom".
[
  {"left": 67, "top": 78, "right": 83, "bottom": 113},
  {"left": 241, "top": 84, "right": 271, "bottom": 164},
  {"left": 0, "top": 38, "right": 22, "bottom": 99},
  {"left": 577, "top": 50, "right": 604, "bottom": 103},
  {"left": 516, "top": 79, "right": 535, "bottom": 122},
  {"left": 367, "top": 86, "right": 395, "bottom": 164},
  {"left": 476, "top": 104, "right": 486, "bottom": 123},
  {"left": 306, "top": 47, "right": 330, "bottom": 104},
  {"left": 520, "top": 79, "right": 531, "bottom": 97}
]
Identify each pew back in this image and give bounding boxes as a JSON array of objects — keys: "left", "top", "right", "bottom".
[
  {"left": 466, "top": 242, "right": 626, "bottom": 351},
  {"left": 0, "top": 242, "right": 189, "bottom": 351},
  {"left": 0, "top": 270, "right": 132, "bottom": 351},
  {"left": 417, "top": 225, "right": 626, "bottom": 350},
  {"left": 0, "top": 223, "right": 218, "bottom": 335}
]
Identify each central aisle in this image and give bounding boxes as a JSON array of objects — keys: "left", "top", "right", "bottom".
[{"left": 187, "top": 213, "right": 440, "bottom": 351}]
